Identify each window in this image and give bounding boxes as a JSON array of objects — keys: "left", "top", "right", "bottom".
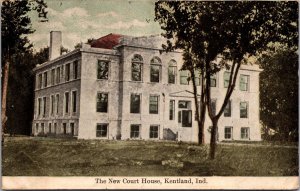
[
  {"left": 150, "top": 125, "right": 159, "bottom": 138},
  {"left": 149, "top": 95, "right": 159, "bottom": 114},
  {"left": 49, "top": 123, "right": 52, "bottom": 134},
  {"left": 210, "top": 74, "right": 217, "bottom": 87},
  {"left": 150, "top": 57, "right": 161, "bottom": 83},
  {"left": 72, "top": 91, "right": 77, "bottom": 113},
  {"left": 178, "top": 101, "right": 190, "bottom": 109},
  {"left": 54, "top": 123, "right": 57, "bottom": 134},
  {"left": 224, "top": 126, "right": 233, "bottom": 139},
  {"left": 43, "top": 97, "right": 46, "bottom": 117},
  {"left": 41, "top": 123, "right": 45, "bottom": 134},
  {"left": 130, "top": 125, "right": 140, "bottom": 138},
  {"left": 194, "top": 70, "right": 201, "bottom": 86},
  {"left": 38, "top": 74, "right": 42, "bottom": 89},
  {"left": 51, "top": 69, "right": 55, "bottom": 86},
  {"left": 150, "top": 65, "right": 161, "bottom": 82},
  {"left": 97, "top": 60, "right": 109, "bottom": 79},
  {"left": 35, "top": 123, "right": 39, "bottom": 134},
  {"left": 130, "top": 94, "right": 140, "bottom": 113},
  {"left": 180, "top": 70, "right": 190, "bottom": 85},
  {"left": 224, "top": 71, "right": 230, "bottom": 88},
  {"left": 97, "top": 93, "right": 108, "bottom": 112},
  {"left": 224, "top": 100, "right": 231, "bottom": 117},
  {"left": 43, "top": 72, "right": 48, "bottom": 88},
  {"left": 240, "top": 102, "right": 248, "bottom": 118},
  {"left": 65, "top": 63, "right": 70, "bottom": 82},
  {"left": 241, "top": 127, "right": 249, "bottom": 139},
  {"left": 56, "top": 67, "right": 60, "bottom": 84},
  {"left": 65, "top": 92, "right": 69, "bottom": 114},
  {"left": 38, "top": 98, "right": 42, "bottom": 116},
  {"left": 178, "top": 111, "right": 181, "bottom": 123},
  {"left": 73, "top": 60, "right": 78, "bottom": 79},
  {"left": 96, "top": 124, "right": 108, "bottom": 137},
  {"left": 169, "top": 100, "right": 175, "bottom": 120},
  {"left": 51, "top": 95, "right": 55, "bottom": 115},
  {"left": 56, "top": 94, "right": 59, "bottom": 114},
  {"left": 210, "top": 99, "right": 217, "bottom": 116},
  {"left": 63, "top": 123, "right": 67, "bottom": 134},
  {"left": 131, "top": 54, "right": 143, "bottom": 81},
  {"left": 168, "top": 60, "right": 177, "bottom": 84},
  {"left": 70, "top": 123, "right": 75, "bottom": 136},
  {"left": 182, "top": 110, "right": 192, "bottom": 127},
  {"left": 240, "top": 74, "right": 249, "bottom": 91}
]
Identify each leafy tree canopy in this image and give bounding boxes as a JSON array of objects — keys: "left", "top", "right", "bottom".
[
  {"left": 155, "top": 1, "right": 298, "bottom": 72},
  {"left": 259, "top": 47, "right": 298, "bottom": 141}
]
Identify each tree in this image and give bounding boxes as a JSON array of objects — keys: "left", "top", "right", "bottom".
[
  {"left": 259, "top": 48, "right": 298, "bottom": 142},
  {"left": 1, "top": 0, "right": 48, "bottom": 142},
  {"left": 155, "top": 1, "right": 298, "bottom": 159},
  {"left": 6, "top": 47, "right": 49, "bottom": 136},
  {"left": 74, "top": 38, "right": 96, "bottom": 49}
]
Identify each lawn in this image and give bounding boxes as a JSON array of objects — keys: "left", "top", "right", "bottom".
[{"left": 2, "top": 137, "right": 298, "bottom": 176}]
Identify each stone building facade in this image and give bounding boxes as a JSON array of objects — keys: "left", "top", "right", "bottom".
[{"left": 32, "top": 31, "right": 262, "bottom": 143}]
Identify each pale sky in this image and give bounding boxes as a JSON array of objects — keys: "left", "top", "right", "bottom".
[{"left": 28, "top": 0, "right": 162, "bottom": 51}]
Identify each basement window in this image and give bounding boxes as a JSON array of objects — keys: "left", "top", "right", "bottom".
[
  {"left": 63, "top": 123, "right": 67, "bottom": 134},
  {"left": 130, "top": 124, "right": 140, "bottom": 138},
  {"left": 241, "top": 127, "right": 250, "bottom": 140},
  {"left": 224, "top": 126, "right": 233, "bottom": 140},
  {"left": 149, "top": 125, "right": 159, "bottom": 139},
  {"left": 96, "top": 124, "right": 108, "bottom": 138}
]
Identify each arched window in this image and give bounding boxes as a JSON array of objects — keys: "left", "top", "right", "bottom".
[
  {"left": 131, "top": 54, "right": 143, "bottom": 81},
  {"left": 150, "top": 56, "right": 162, "bottom": 83},
  {"left": 168, "top": 59, "right": 177, "bottom": 84}
]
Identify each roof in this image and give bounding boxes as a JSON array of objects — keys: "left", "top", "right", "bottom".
[{"left": 90, "top": 33, "right": 123, "bottom": 49}]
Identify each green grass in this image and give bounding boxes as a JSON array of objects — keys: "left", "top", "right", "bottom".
[{"left": 2, "top": 137, "right": 298, "bottom": 176}]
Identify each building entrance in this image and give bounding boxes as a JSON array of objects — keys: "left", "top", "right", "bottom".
[{"left": 178, "top": 100, "right": 192, "bottom": 128}]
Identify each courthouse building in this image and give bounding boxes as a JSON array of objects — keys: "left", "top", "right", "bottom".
[{"left": 32, "top": 31, "right": 262, "bottom": 143}]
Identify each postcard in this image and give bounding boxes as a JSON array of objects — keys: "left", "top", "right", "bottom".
[{"left": 1, "top": 0, "right": 298, "bottom": 190}]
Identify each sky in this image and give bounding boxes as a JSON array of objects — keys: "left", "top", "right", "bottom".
[{"left": 28, "top": 0, "right": 162, "bottom": 51}]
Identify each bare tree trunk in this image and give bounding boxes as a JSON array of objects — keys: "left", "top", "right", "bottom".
[
  {"left": 190, "top": 69, "right": 204, "bottom": 144},
  {"left": 2, "top": 58, "right": 10, "bottom": 145},
  {"left": 209, "top": 118, "right": 218, "bottom": 159},
  {"left": 199, "top": 74, "right": 206, "bottom": 144}
]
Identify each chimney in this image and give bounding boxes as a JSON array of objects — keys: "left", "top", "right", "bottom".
[{"left": 49, "top": 31, "right": 62, "bottom": 60}]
